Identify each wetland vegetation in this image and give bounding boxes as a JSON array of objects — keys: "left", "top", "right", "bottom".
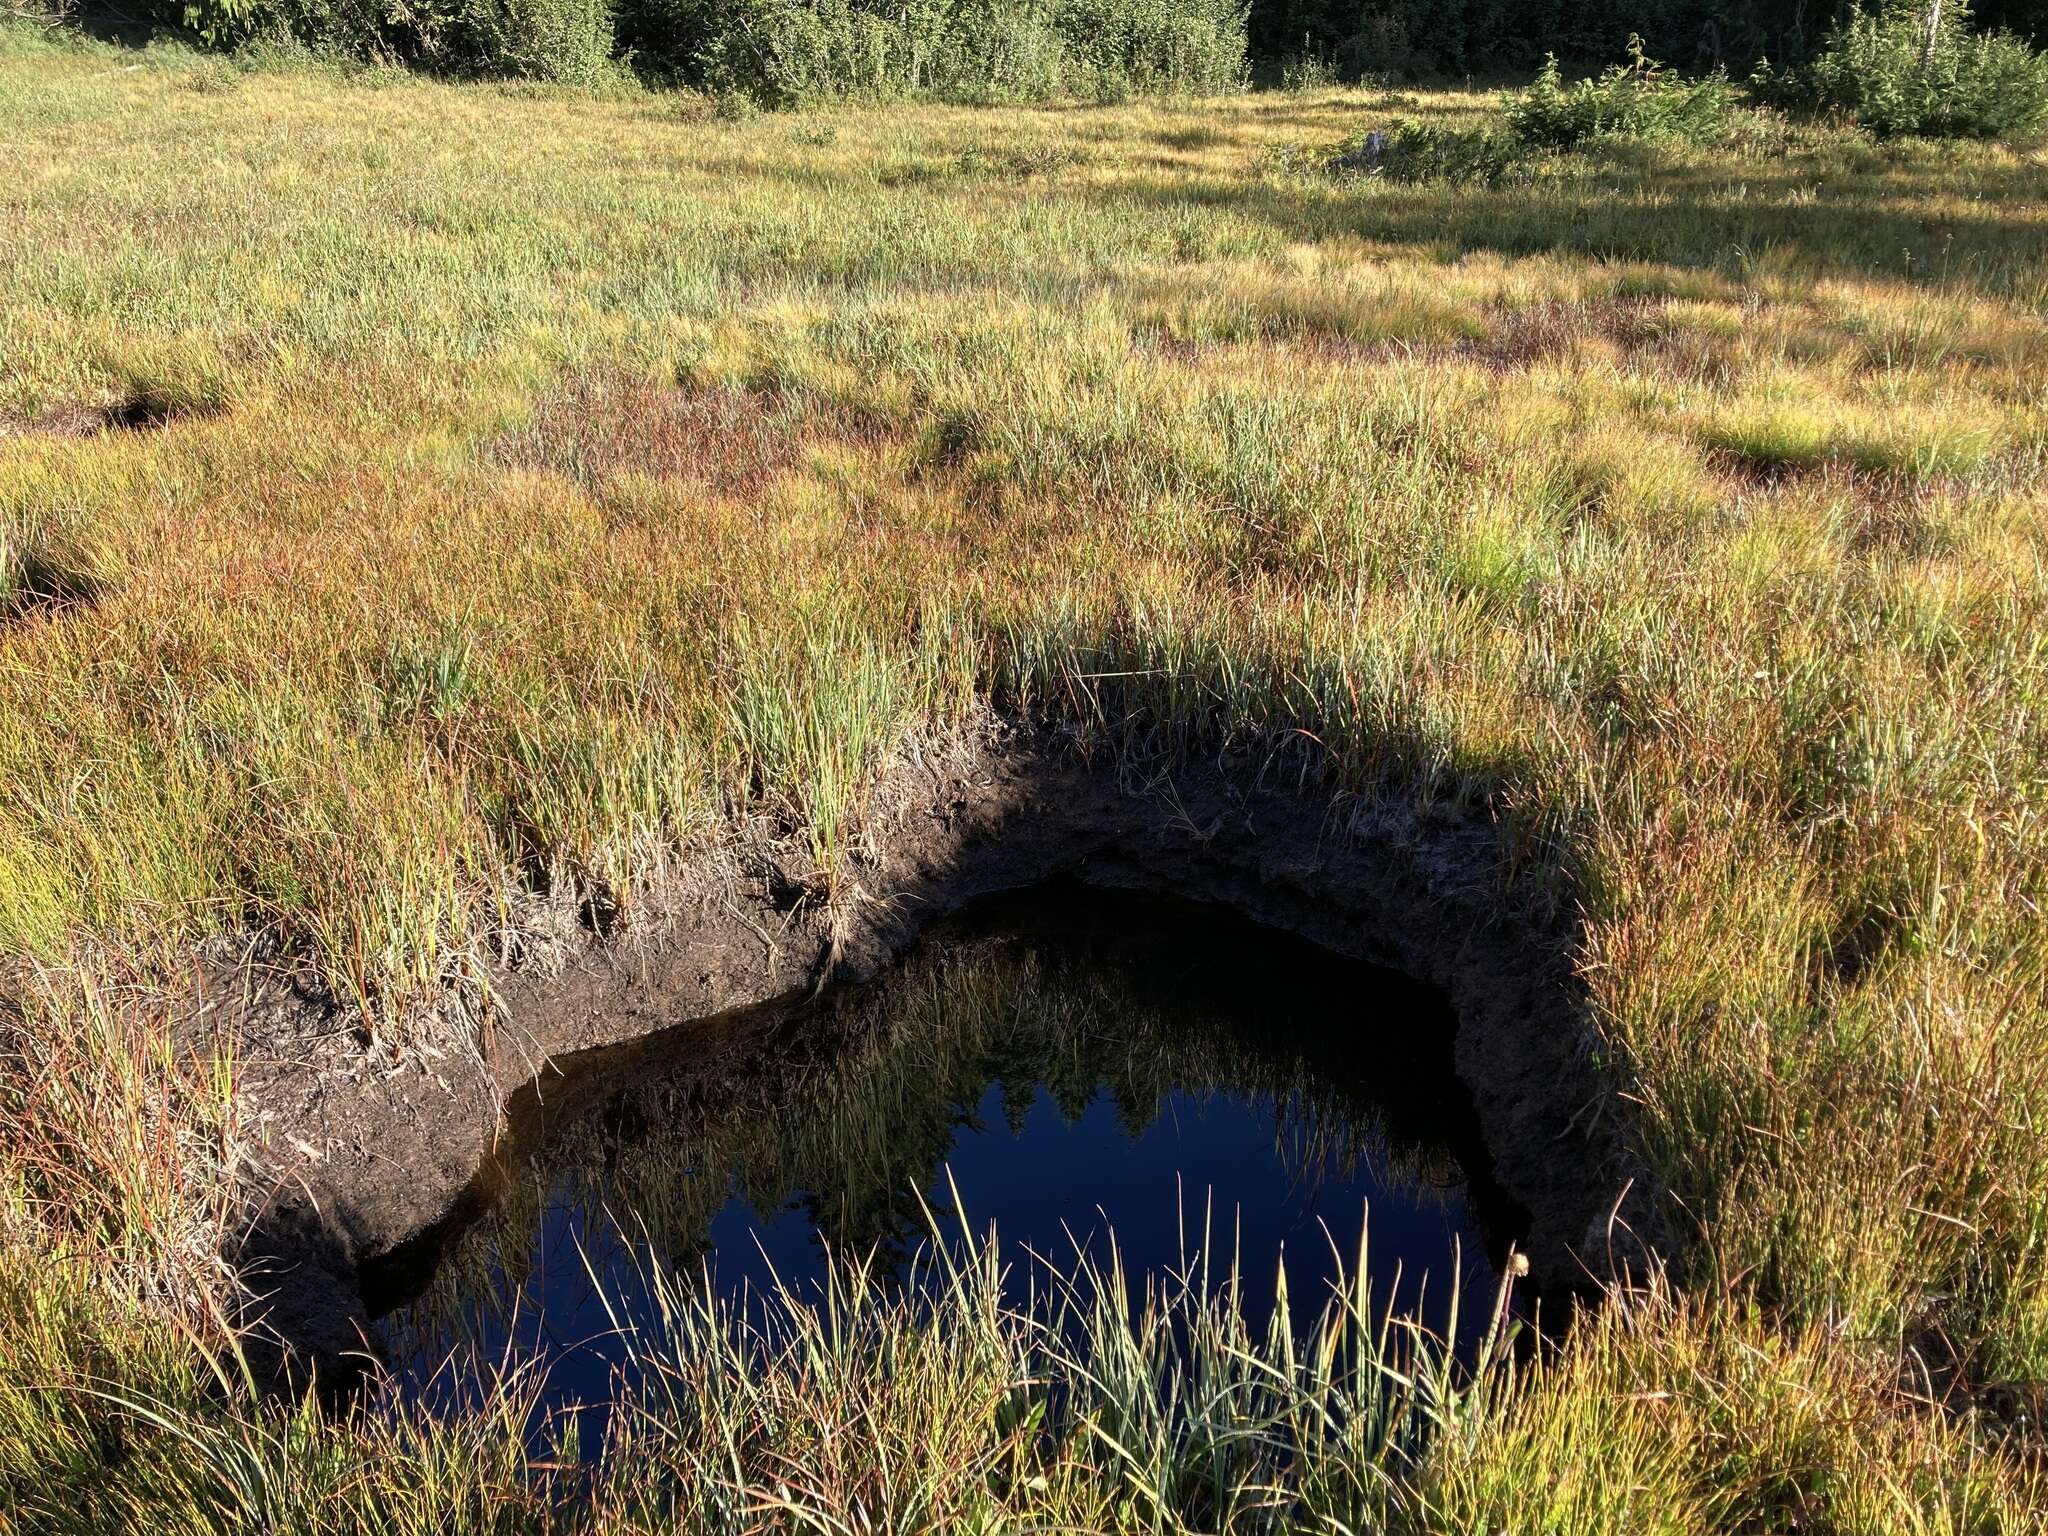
[{"left": 4, "top": 3, "right": 2048, "bottom": 1530}]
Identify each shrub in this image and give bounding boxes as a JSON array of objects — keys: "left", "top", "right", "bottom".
[
  {"left": 1276, "top": 46, "right": 1338, "bottom": 92},
  {"left": 1507, "top": 35, "right": 1737, "bottom": 149},
  {"left": 443, "top": 0, "right": 616, "bottom": 84},
  {"left": 172, "top": 0, "right": 616, "bottom": 81},
  {"left": 1757, "top": 1, "right": 2048, "bottom": 140},
  {"left": 159, "top": 0, "right": 1240, "bottom": 98},
  {"left": 628, "top": 0, "right": 1244, "bottom": 107},
  {"left": 1310, "top": 38, "right": 1740, "bottom": 190}
]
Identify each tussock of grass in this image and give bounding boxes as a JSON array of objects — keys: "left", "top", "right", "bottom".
[
  {"left": 1701, "top": 399, "right": 2002, "bottom": 481},
  {"left": 721, "top": 610, "right": 925, "bottom": 885},
  {"left": 1, "top": 20, "right": 2047, "bottom": 1528}
]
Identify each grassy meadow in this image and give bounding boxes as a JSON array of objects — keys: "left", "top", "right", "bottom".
[{"left": 4, "top": 16, "right": 2048, "bottom": 1530}]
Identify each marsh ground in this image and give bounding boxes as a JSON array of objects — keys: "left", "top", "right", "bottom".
[{"left": 4, "top": 20, "right": 2048, "bottom": 1531}]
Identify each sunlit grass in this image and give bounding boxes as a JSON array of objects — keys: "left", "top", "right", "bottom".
[{"left": 2, "top": 18, "right": 2047, "bottom": 1529}]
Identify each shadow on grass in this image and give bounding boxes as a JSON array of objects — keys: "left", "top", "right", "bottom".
[
  {"left": 0, "top": 545, "right": 99, "bottom": 625},
  {"left": 654, "top": 135, "right": 2045, "bottom": 304},
  {"left": 1084, "top": 153, "right": 2048, "bottom": 294}
]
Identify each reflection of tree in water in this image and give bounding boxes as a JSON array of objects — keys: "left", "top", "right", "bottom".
[{"left": 379, "top": 893, "right": 1487, "bottom": 1360}]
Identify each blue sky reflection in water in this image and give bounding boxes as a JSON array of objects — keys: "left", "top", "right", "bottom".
[{"left": 365, "top": 883, "right": 1524, "bottom": 1450}]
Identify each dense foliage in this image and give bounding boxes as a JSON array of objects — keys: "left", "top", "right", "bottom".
[
  {"left": 1314, "top": 39, "right": 1735, "bottom": 189},
  {"left": 1506, "top": 37, "right": 1735, "bottom": 147},
  {"left": 171, "top": 0, "right": 622, "bottom": 83},
  {"left": 625, "top": 0, "right": 1246, "bottom": 105},
  {"left": 1249, "top": 0, "right": 1855, "bottom": 80},
  {"left": 1254, "top": 0, "right": 2045, "bottom": 80},
  {"left": 1756, "top": 0, "right": 2048, "bottom": 139},
  {"left": 111, "top": 0, "right": 2048, "bottom": 96},
  {"left": 161, "top": 0, "right": 1246, "bottom": 97}
]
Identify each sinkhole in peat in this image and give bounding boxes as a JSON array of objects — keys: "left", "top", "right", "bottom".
[{"left": 359, "top": 881, "right": 1528, "bottom": 1443}]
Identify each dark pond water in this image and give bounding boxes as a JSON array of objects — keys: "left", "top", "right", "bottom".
[{"left": 362, "top": 881, "right": 1524, "bottom": 1448}]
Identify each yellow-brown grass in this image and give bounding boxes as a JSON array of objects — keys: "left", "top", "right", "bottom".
[{"left": 3, "top": 22, "right": 2047, "bottom": 1530}]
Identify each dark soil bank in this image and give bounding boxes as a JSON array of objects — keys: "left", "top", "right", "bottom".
[
  {"left": 368, "top": 883, "right": 1527, "bottom": 1440},
  {"left": 202, "top": 719, "right": 1662, "bottom": 1382}
]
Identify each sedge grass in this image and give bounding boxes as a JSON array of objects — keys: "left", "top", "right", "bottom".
[{"left": 0, "top": 21, "right": 2046, "bottom": 1528}]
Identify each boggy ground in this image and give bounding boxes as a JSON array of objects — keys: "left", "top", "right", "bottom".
[
  {"left": 220, "top": 716, "right": 1616, "bottom": 1380},
  {"left": 4, "top": 18, "right": 2048, "bottom": 1532}
]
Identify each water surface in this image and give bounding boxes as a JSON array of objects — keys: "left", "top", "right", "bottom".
[{"left": 365, "top": 882, "right": 1523, "bottom": 1444}]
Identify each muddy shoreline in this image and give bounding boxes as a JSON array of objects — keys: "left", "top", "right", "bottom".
[{"left": 205, "top": 719, "right": 1663, "bottom": 1381}]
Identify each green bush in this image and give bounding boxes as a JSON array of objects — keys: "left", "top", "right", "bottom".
[
  {"left": 171, "top": 0, "right": 614, "bottom": 81},
  {"left": 627, "top": 0, "right": 1244, "bottom": 106},
  {"left": 445, "top": 0, "right": 615, "bottom": 83},
  {"left": 1276, "top": 47, "right": 1339, "bottom": 91},
  {"left": 159, "top": 0, "right": 1238, "bottom": 97},
  {"left": 1059, "top": 0, "right": 1247, "bottom": 95},
  {"left": 1757, "top": 1, "right": 2048, "bottom": 139},
  {"left": 1506, "top": 35, "right": 1737, "bottom": 149},
  {"left": 1308, "top": 38, "right": 1743, "bottom": 190}
]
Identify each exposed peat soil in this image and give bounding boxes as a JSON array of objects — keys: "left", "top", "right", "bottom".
[
  {"left": 200, "top": 719, "right": 1656, "bottom": 1384},
  {"left": 362, "top": 882, "right": 1526, "bottom": 1440}
]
